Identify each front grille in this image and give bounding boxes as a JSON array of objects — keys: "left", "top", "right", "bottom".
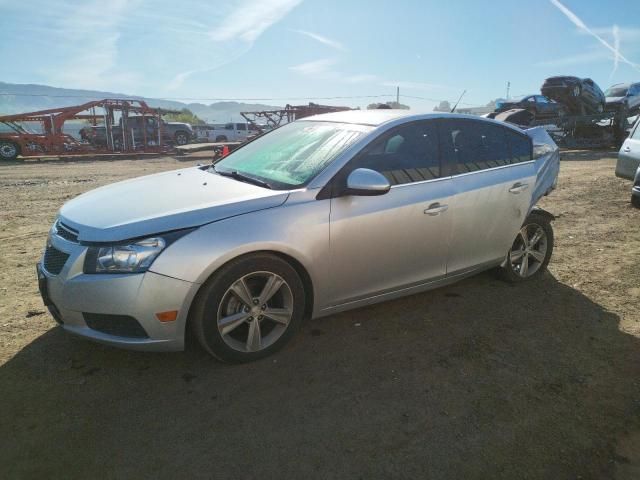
[
  {"left": 83, "top": 313, "right": 149, "bottom": 338},
  {"left": 43, "top": 245, "right": 70, "bottom": 275},
  {"left": 55, "top": 221, "right": 79, "bottom": 243}
]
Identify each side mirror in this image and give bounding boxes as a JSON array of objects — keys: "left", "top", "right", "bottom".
[{"left": 345, "top": 168, "right": 391, "bottom": 196}]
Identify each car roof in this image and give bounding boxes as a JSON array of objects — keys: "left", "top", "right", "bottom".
[
  {"left": 301, "top": 110, "right": 528, "bottom": 134},
  {"left": 609, "top": 83, "right": 630, "bottom": 89}
]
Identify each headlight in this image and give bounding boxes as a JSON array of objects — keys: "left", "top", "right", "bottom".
[
  {"left": 83, "top": 229, "right": 194, "bottom": 274},
  {"left": 84, "top": 237, "right": 165, "bottom": 273}
]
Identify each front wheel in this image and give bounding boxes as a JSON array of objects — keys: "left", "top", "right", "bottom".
[
  {"left": 175, "top": 132, "right": 189, "bottom": 145},
  {"left": 500, "top": 212, "right": 554, "bottom": 283},
  {"left": 191, "top": 253, "right": 306, "bottom": 363}
]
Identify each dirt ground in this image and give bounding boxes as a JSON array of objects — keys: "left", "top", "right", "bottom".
[{"left": 1, "top": 150, "right": 639, "bottom": 479}]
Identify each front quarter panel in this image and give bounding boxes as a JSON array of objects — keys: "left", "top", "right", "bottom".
[{"left": 148, "top": 191, "right": 331, "bottom": 313}]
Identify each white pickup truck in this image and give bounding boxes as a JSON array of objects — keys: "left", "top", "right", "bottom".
[{"left": 194, "top": 123, "right": 254, "bottom": 143}]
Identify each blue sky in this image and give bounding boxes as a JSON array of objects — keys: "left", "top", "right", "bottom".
[{"left": 1, "top": 0, "right": 640, "bottom": 109}]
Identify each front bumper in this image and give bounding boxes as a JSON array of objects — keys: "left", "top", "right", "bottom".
[{"left": 37, "top": 233, "right": 199, "bottom": 352}]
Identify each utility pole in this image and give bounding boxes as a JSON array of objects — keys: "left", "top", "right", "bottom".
[
  {"left": 506, "top": 81, "right": 511, "bottom": 99},
  {"left": 396, "top": 86, "right": 400, "bottom": 106}
]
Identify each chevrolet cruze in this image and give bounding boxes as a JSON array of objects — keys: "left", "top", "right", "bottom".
[{"left": 37, "top": 110, "right": 560, "bottom": 362}]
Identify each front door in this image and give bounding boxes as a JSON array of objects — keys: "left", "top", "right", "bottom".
[{"left": 327, "top": 120, "right": 453, "bottom": 306}]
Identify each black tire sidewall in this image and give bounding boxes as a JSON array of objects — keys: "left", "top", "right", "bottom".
[
  {"left": 0, "top": 141, "right": 19, "bottom": 160},
  {"left": 192, "top": 254, "right": 306, "bottom": 363},
  {"left": 175, "top": 132, "right": 188, "bottom": 145},
  {"left": 501, "top": 212, "right": 554, "bottom": 283}
]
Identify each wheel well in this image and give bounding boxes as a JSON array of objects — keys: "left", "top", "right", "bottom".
[
  {"left": 184, "top": 250, "right": 315, "bottom": 341},
  {"left": 529, "top": 206, "right": 555, "bottom": 222}
]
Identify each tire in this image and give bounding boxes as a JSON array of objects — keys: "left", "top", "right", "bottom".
[
  {"left": 0, "top": 141, "right": 20, "bottom": 161},
  {"left": 632, "top": 195, "right": 640, "bottom": 209},
  {"left": 191, "top": 253, "right": 306, "bottom": 363},
  {"left": 499, "top": 212, "right": 554, "bottom": 283},
  {"left": 215, "top": 135, "right": 228, "bottom": 143},
  {"left": 174, "top": 131, "right": 189, "bottom": 146}
]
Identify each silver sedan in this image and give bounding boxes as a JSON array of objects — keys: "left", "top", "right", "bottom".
[
  {"left": 38, "top": 111, "right": 560, "bottom": 362},
  {"left": 615, "top": 117, "right": 640, "bottom": 207}
]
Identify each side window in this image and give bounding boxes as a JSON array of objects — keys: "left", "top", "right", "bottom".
[
  {"left": 630, "top": 85, "right": 640, "bottom": 96},
  {"left": 237, "top": 124, "right": 247, "bottom": 131},
  {"left": 535, "top": 96, "right": 549, "bottom": 103},
  {"left": 225, "top": 123, "right": 233, "bottom": 130},
  {"left": 440, "top": 119, "right": 511, "bottom": 174},
  {"left": 346, "top": 120, "right": 441, "bottom": 185},
  {"left": 526, "top": 97, "right": 536, "bottom": 103},
  {"left": 631, "top": 121, "right": 640, "bottom": 140},
  {"left": 504, "top": 128, "right": 533, "bottom": 163}
]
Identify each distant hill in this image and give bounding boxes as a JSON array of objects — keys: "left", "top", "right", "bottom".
[{"left": 0, "top": 82, "right": 282, "bottom": 123}]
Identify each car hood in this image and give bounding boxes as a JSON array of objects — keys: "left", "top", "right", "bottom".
[{"left": 59, "top": 167, "right": 289, "bottom": 242}]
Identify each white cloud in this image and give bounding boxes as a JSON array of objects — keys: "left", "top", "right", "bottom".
[
  {"left": 169, "top": 0, "right": 302, "bottom": 90},
  {"left": 380, "top": 81, "right": 454, "bottom": 91},
  {"left": 289, "top": 58, "right": 337, "bottom": 75},
  {"left": 291, "top": 29, "right": 346, "bottom": 51},
  {"left": 534, "top": 48, "right": 611, "bottom": 68},
  {"left": 345, "top": 74, "right": 378, "bottom": 84},
  {"left": 611, "top": 24, "right": 621, "bottom": 78},
  {"left": 549, "top": 0, "right": 640, "bottom": 73},
  {"left": 44, "top": 0, "right": 142, "bottom": 91},
  {"left": 210, "top": 0, "right": 302, "bottom": 43}
]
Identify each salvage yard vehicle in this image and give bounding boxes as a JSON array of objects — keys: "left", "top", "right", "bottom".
[
  {"left": 37, "top": 110, "right": 559, "bottom": 363},
  {"left": 81, "top": 115, "right": 193, "bottom": 148},
  {"left": 615, "top": 117, "right": 640, "bottom": 207},
  {"left": 0, "top": 99, "right": 182, "bottom": 160},
  {"left": 495, "top": 95, "right": 566, "bottom": 118},
  {"left": 541, "top": 76, "right": 606, "bottom": 115},
  {"left": 210, "top": 122, "right": 253, "bottom": 142},
  {"left": 605, "top": 82, "right": 640, "bottom": 114}
]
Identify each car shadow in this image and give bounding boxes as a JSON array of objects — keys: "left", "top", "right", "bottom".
[
  {"left": 561, "top": 149, "right": 618, "bottom": 161},
  {"left": 2, "top": 271, "right": 639, "bottom": 479}
]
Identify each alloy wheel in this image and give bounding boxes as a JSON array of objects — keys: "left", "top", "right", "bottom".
[
  {"left": 217, "top": 271, "right": 293, "bottom": 352},
  {"left": 509, "top": 223, "right": 548, "bottom": 278}
]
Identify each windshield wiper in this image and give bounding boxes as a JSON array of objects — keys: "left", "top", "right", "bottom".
[{"left": 213, "top": 166, "right": 272, "bottom": 189}]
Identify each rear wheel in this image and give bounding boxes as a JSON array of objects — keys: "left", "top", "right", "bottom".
[
  {"left": 632, "top": 195, "right": 640, "bottom": 209},
  {"left": 500, "top": 212, "right": 554, "bottom": 283},
  {"left": 174, "top": 131, "right": 189, "bottom": 145},
  {"left": 0, "top": 141, "right": 19, "bottom": 160},
  {"left": 191, "top": 253, "right": 306, "bottom": 363}
]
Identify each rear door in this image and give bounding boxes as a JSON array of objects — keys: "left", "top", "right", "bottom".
[
  {"left": 439, "top": 118, "right": 536, "bottom": 273},
  {"left": 327, "top": 120, "right": 453, "bottom": 305}
]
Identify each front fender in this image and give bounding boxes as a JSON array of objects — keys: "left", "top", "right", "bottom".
[{"left": 149, "top": 197, "right": 331, "bottom": 312}]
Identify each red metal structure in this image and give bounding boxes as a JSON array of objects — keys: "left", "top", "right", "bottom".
[
  {"left": 240, "top": 103, "right": 352, "bottom": 132},
  {"left": 0, "top": 99, "right": 177, "bottom": 160}
]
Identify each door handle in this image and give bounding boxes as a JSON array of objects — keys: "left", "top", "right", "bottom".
[
  {"left": 424, "top": 202, "right": 448, "bottom": 216},
  {"left": 623, "top": 146, "right": 631, "bottom": 152},
  {"left": 509, "top": 182, "right": 529, "bottom": 194}
]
